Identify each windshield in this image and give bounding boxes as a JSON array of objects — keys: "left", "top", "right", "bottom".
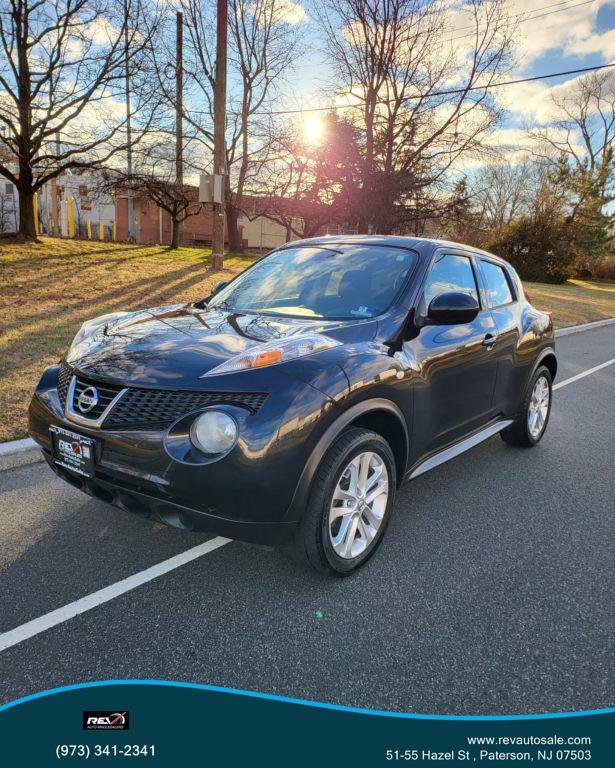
[{"left": 208, "top": 244, "right": 417, "bottom": 319}]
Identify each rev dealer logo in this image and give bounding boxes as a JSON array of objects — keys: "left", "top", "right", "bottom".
[{"left": 83, "top": 711, "right": 130, "bottom": 730}]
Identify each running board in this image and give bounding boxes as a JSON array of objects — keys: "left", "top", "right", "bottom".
[{"left": 408, "top": 419, "right": 514, "bottom": 480}]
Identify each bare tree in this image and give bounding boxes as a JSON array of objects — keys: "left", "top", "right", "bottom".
[
  {"left": 121, "top": 174, "right": 202, "bottom": 249},
  {"left": 316, "top": 0, "right": 514, "bottom": 233},
  {"left": 532, "top": 71, "right": 615, "bottom": 175},
  {"left": 0, "top": 0, "right": 160, "bottom": 239},
  {"left": 101, "top": 131, "right": 205, "bottom": 249},
  {"left": 530, "top": 71, "right": 615, "bottom": 255},
  {"left": 174, "top": 0, "right": 303, "bottom": 252},
  {"left": 471, "top": 158, "right": 537, "bottom": 231}
]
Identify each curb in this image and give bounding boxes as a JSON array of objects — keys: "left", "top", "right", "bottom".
[
  {"left": 1, "top": 316, "right": 613, "bottom": 463},
  {"left": 555, "top": 317, "right": 615, "bottom": 337},
  {"left": 0, "top": 437, "right": 41, "bottom": 473},
  {"left": 0, "top": 437, "right": 36, "bottom": 456}
]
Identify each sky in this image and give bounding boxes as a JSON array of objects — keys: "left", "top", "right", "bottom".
[
  {"left": 55, "top": 0, "right": 614, "bottom": 183},
  {"left": 21, "top": 0, "right": 611, "bottom": 185},
  {"left": 275, "top": 0, "right": 615, "bottom": 163}
]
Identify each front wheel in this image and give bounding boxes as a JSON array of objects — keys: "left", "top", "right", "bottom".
[
  {"left": 501, "top": 365, "right": 553, "bottom": 447},
  {"left": 286, "top": 427, "right": 397, "bottom": 575}
]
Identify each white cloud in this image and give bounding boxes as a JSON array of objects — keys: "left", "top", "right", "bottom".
[
  {"left": 247, "top": 0, "right": 307, "bottom": 26},
  {"left": 498, "top": 79, "right": 562, "bottom": 124},
  {"left": 89, "top": 18, "right": 122, "bottom": 46},
  {"left": 497, "top": 69, "right": 615, "bottom": 125},
  {"left": 65, "top": 37, "right": 86, "bottom": 59},
  {"left": 274, "top": 0, "right": 306, "bottom": 24},
  {"left": 566, "top": 25, "right": 615, "bottom": 58},
  {"left": 502, "top": 0, "right": 614, "bottom": 66},
  {"left": 438, "top": 0, "right": 614, "bottom": 70},
  {"left": 451, "top": 121, "right": 587, "bottom": 169}
]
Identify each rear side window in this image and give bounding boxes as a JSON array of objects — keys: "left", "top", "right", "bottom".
[
  {"left": 423, "top": 254, "right": 479, "bottom": 306},
  {"left": 480, "top": 260, "right": 514, "bottom": 307}
]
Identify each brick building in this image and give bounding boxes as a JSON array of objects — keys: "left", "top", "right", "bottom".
[
  {"left": 114, "top": 193, "right": 221, "bottom": 247},
  {"left": 114, "top": 189, "right": 306, "bottom": 250}
]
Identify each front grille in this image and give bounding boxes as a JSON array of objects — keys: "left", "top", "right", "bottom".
[
  {"left": 104, "top": 389, "right": 267, "bottom": 428},
  {"left": 72, "top": 376, "right": 124, "bottom": 421},
  {"left": 58, "top": 362, "right": 267, "bottom": 428},
  {"left": 57, "top": 363, "right": 72, "bottom": 406}
]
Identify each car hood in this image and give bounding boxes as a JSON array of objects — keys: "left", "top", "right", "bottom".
[{"left": 65, "top": 303, "right": 367, "bottom": 388}]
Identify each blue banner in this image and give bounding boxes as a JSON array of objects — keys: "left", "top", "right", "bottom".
[{"left": 0, "top": 681, "right": 612, "bottom": 766}]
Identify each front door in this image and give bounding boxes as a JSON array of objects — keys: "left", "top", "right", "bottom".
[{"left": 404, "top": 250, "right": 500, "bottom": 462}]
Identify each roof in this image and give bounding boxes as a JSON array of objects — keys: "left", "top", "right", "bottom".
[
  {"left": 278, "top": 234, "right": 426, "bottom": 249},
  {"left": 277, "top": 234, "right": 504, "bottom": 262}
]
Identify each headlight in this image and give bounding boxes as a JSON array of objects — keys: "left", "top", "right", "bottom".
[
  {"left": 70, "top": 312, "right": 129, "bottom": 350},
  {"left": 201, "top": 334, "right": 341, "bottom": 377},
  {"left": 190, "top": 411, "right": 238, "bottom": 455}
]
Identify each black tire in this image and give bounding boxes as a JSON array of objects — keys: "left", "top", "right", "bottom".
[
  {"left": 500, "top": 365, "right": 553, "bottom": 447},
  {"left": 284, "top": 427, "right": 397, "bottom": 576}
]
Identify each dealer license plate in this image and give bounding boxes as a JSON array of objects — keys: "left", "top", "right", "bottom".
[{"left": 50, "top": 425, "right": 96, "bottom": 478}]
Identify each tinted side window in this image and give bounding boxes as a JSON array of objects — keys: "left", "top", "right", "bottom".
[
  {"left": 423, "top": 254, "right": 479, "bottom": 306},
  {"left": 481, "top": 260, "right": 514, "bottom": 307}
]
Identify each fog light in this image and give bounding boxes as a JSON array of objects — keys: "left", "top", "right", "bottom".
[{"left": 190, "top": 411, "right": 238, "bottom": 455}]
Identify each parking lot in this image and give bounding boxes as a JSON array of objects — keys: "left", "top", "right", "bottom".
[{"left": 0, "top": 324, "right": 613, "bottom": 714}]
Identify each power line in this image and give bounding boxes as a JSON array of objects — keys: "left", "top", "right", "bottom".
[
  {"left": 255, "top": 62, "right": 615, "bottom": 117},
  {"left": 447, "top": 0, "right": 596, "bottom": 42},
  {"left": 222, "top": 0, "right": 600, "bottom": 119},
  {"left": 411, "top": 0, "right": 590, "bottom": 31}
]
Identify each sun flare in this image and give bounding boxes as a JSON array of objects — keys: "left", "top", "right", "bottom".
[{"left": 303, "top": 114, "right": 324, "bottom": 145}]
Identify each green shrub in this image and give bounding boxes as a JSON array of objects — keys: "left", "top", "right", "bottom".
[
  {"left": 593, "top": 258, "right": 615, "bottom": 280},
  {"left": 487, "top": 217, "right": 574, "bottom": 284}
]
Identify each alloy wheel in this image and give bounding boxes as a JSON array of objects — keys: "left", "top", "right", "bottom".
[
  {"left": 328, "top": 451, "right": 390, "bottom": 559},
  {"left": 527, "top": 375, "right": 550, "bottom": 439}
]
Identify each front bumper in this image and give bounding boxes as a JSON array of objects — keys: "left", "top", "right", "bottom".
[{"left": 29, "top": 365, "right": 336, "bottom": 545}]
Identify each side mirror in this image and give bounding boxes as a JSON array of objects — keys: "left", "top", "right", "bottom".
[
  {"left": 211, "top": 279, "right": 228, "bottom": 296},
  {"left": 427, "top": 292, "right": 479, "bottom": 325}
]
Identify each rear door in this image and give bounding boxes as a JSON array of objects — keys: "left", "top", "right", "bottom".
[
  {"left": 475, "top": 258, "right": 522, "bottom": 416},
  {"left": 405, "top": 249, "right": 500, "bottom": 460}
]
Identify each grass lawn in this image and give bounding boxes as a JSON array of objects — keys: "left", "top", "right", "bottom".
[
  {"left": 0, "top": 238, "right": 255, "bottom": 443},
  {"left": 524, "top": 279, "right": 615, "bottom": 328},
  {"left": 1, "top": 237, "right": 614, "bottom": 442}
]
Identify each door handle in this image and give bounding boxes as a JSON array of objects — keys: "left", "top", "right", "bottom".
[{"left": 482, "top": 333, "right": 498, "bottom": 348}]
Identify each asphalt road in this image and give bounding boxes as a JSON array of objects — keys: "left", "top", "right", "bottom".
[{"left": 0, "top": 325, "right": 613, "bottom": 714}]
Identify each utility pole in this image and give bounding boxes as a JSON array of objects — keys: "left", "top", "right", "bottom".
[
  {"left": 211, "top": 0, "right": 227, "bottom": 269},
  {"left": 175, "top": 11, "right": 183, "bottom": 247},
  {"left": 124, "top": 0, "right": 135, "bottom": 242},
  {"left": 50, "top": 132, "right": 61, "bottom": 235}
]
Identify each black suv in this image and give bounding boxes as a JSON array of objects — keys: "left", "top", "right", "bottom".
[{"left": 29, "top": 236, "right": 556, "bottom": 574}]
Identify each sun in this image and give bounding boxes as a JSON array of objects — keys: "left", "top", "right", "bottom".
[{"left": 303, "top": 114, "right": 324, "bottom": 145}]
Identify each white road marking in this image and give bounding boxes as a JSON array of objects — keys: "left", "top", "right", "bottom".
[
  {"left": 0, "top": 537, "right": 230, "bottom": 653},
  {"left": 0, "top": 356, "right": 614, "bottom": 654},
  {"left": 553, "top": 357, "right": 615, "bottom": 390}
]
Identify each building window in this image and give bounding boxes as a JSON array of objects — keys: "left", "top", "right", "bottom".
[{"left": 78, "top": 185, "right": 88, "bottom": 197}]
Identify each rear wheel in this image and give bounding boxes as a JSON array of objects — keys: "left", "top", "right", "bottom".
[
  {"left": 501, "top": 366, "right": 552, "bottom": 447},
  {"left": 286, "top": 427, "right": 396, "bottom": 575}
]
